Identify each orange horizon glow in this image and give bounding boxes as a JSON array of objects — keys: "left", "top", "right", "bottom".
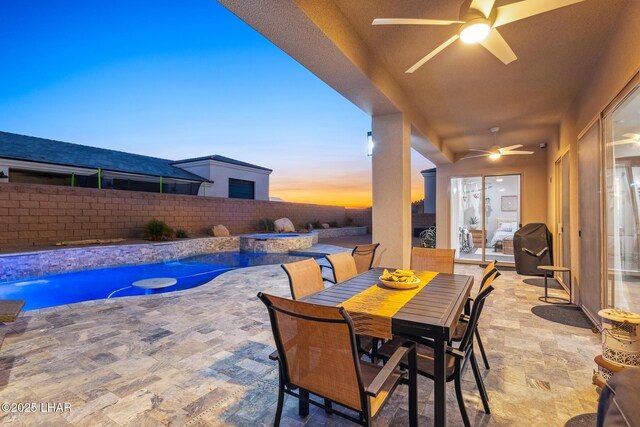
[{"left": 269, "top": 159, "right": 430, "bottom": 208}]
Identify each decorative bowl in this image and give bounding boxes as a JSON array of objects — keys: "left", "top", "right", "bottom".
[{"left": 379, "top": 277, "right": 420, "bottom": 290}]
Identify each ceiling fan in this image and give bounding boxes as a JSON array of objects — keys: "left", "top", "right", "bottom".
[
  {"left": 461, "top": 127, "right": 533, "bottom": 160},
  {"left": 372, "top": 0, "right": 586, "bottom": 73}
]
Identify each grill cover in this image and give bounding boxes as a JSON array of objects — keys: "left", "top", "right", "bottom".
[{"left": 513, "top": 223, "right": 553, "bottom": 276}]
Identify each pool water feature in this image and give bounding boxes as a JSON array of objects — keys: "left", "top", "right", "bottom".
[
  {"left": 248, "top": 233, "right": 305, "bottom": 238},
  {"left": 240, "top": 232, "right": 316, "bottom": 253},
  {"left": 0, "top": 252, "right": 320, "bottom": 311}
]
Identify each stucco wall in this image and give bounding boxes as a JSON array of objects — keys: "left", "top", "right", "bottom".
[
  {"left": 177, "top": 159, "right": 271, "bottom": 200},
  {"left": 435, "top": 149, "right": 548, "bottom": 251},
  {"left": 0, "top": 183, "right": 370, "bottom": 248},
  {"left": 545, "top": 0, "right": 640, "bottom": 313}
]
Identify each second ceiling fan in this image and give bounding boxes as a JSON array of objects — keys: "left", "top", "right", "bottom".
[
  {"left": 372, "top": 0, "right": 586, "bottom": 73},
  {"left": 461, "top": 127, "right": 534, "bottom": 160}
]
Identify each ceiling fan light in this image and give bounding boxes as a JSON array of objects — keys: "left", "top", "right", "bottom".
[
  {"left": 459, "top": 20, "right": 490, "bottom": 44},
  {"left": 489, "top": 153, "right": 501, "bottom": 160}
]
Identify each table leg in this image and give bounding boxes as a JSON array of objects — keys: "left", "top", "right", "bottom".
[
  {"left": 434, "top": 335, "right": 447, "bottom": 427},
  {"left": 544, "top": 271, "right": 548, "bottom": 302},
  {"left": 299, "top": 389, "right": 309, "bottom": 417},
  {"left": 408, "top": 345, "right": 418, "bottom": 427},
  {"left": 569, "top": 271, "right": 572, "bottom": 304}
]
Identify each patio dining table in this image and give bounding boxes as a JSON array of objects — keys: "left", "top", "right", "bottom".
[{"left": 302, "top": 267, "right": 474, "bottom": 427}]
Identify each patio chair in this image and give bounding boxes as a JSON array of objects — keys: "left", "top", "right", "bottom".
[
  {"left": 320, "top": 244, "right": 380, "bottom": 282},
  {"left": 258, "top": 292, "right": 418, "bottom": 426},
  {"left": 324, "top": 252, "right": 380, "bottom": 358},
  {"left": 410, "top": 248, "right": 455, "bottom": 273},
  {"left": 352, "top": 243, "right": 380, "bottom": 274},
  {"left": 457, "top": 261, "right": 500, "bottom": 370},
  {"left": 325, "top": 252, "right": 359, "bottom": 284},
  {"left": 281, "top": 258, "right": 325, "bottom": 300},
  {"left": 376, "top": 270, "right": 499, "bottom": 427}
]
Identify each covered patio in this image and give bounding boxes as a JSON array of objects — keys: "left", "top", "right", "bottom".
[
  {"left": 1, "top": 0, "right": 639, "bottom": 425},
  {"left": 0, "top": 259, "right": 599, "bottom": 426}
]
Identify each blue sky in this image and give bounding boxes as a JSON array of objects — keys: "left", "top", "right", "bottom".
[{"left": 0, "top": 0, "right": 433, "bottom": 207}]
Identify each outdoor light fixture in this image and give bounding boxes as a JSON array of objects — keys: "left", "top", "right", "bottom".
[
  {"left": 459, "top": 19, "right": 490, "bottom": 44},
  {"left": 489, "top": 153, "right": 501, "bottom": 160},
  {"left": 367, "top": 131, "right": 374, "bottom": 156}
]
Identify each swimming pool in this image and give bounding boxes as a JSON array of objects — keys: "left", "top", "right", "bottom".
[{"left": 0, "top": 252, "right": 319, "bottom": 311}]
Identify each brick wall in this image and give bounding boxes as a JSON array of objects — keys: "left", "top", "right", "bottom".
[{"left": 0, "top": 183, "right": 372, "bottom": 247}]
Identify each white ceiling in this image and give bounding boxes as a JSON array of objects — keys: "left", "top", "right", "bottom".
[{"left": 332, "top": 0, "right": 628, "bottom": 153}]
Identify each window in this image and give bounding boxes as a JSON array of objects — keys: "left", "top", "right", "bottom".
[
  {"left": 9, "top": 169, "right": 72, "bottom": 186},
  {"left": 228, "top": 178, "right": 255, "bottom": 199},
  {"left": 162, "top": 179, "right": 201, "bottom": 195}
]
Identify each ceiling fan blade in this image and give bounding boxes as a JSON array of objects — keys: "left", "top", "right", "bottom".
[
  {"left": 469, "top": 0, "right": 496, "bottom": 18},
  {"left": 372, "top": 18, "right": 463, "bottom": 26},
  {"left": 479, "top": 29, "right": 517, "bottom": 64},
  {"left": 406, "top": 35, "right": 459, "bottom": 73},
  {"left": 501, "top": 151, "right": 534, "bottom": 155},
  {"left": 468, "top": 148, "right": 493, "bottom": 154},
  {"left": 460, "top": 154, "right": 489, "bottom": 160},
  {"left": 499, "top": 144, "right": 523, "bottom": 153},
  {"left": 493, "top": 0, "right": 585, "bottom": 28}
]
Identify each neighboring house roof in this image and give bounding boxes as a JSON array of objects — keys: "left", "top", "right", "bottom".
[
  {"left": 172, "top": 155, "right": 272, "bottom": 172},
  {"left": 0, "top": 131, "right": 268, "bottom": 180}
]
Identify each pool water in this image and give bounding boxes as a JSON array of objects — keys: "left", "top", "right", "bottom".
[{"left": 0, "top": 252, "right": 319, "bottom": 311}]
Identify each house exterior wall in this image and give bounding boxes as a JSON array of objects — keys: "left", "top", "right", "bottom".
[
  {"left": 0, "top": 183, "right": 370, "bottom": 248},
  {"left": 546, "top": 0, "right": 640, "bottom": 314},
  {"left": 175, "top": 159, "right": 271, "bottom": 200},
  {"left": 435, "top": 149, "right": 548, "bottom": 252},
  {"left": 421, "top": 169, "right": 436, "bottom": 214}
]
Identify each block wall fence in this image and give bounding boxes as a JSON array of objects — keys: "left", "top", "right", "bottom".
[{"left": 0, "top": 183, "right": 372, "bottom": 247}]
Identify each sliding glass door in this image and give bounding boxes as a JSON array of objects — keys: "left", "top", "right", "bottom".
[
  {"left": 451, "top": 176, "right": 483, "bottom": 261},
  {"left": 484, "top": 175, "right": 521, "bottom": 263},
  {"left": 603, "top": 83, "right": 640, "bottom": 311},
  {"left": 450, "top": 174, "right": 521, "bottom": 264}
]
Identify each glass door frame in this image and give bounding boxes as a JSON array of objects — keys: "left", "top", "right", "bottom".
[
  {"left": 601, "top": 73, "right": 640, "bottom": 310},
  {"left": 450, "top": 172, "right": 523, "bottom": 266}
]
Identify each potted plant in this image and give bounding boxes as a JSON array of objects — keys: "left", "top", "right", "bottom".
[{"left": 468, "top": 216, "right": 480, "bottom": 230}]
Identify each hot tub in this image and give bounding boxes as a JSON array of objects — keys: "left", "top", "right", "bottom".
[{"left": 240, "top": 233, "right": 316, "bottom": 253}]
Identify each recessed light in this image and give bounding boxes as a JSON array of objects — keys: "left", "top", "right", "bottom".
[{"left": 499, "top": 188, "right": 505, "bottom": 192}]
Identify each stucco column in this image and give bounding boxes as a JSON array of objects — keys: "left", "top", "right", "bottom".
[{"left": 372, "top": 113, "right": 412, "bottom": 268}]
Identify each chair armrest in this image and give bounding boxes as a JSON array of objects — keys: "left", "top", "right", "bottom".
[
  {"left": 446, "top": 347, "right": 465, "bottom": 359},
  {"left": 411, "top": 337, "right": 465, "bottom": 359},
  {"left": 366, "top": 342, "right": 415, "bottom": 398},
  {"left": 269, "top": 350, "right": 279, "bottom": 361}
]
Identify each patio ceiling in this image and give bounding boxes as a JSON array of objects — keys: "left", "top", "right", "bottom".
[{"left": 219, "top": 0, "right": 628, "bottom": 162}]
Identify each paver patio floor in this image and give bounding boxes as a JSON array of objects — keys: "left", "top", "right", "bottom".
[{"left": 0, "top": 255, "right": 600, "bottom": 426}]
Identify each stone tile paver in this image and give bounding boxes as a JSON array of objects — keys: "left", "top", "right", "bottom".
[{"left": 0, "top": 256, "right": 601, "bottom": 426}]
